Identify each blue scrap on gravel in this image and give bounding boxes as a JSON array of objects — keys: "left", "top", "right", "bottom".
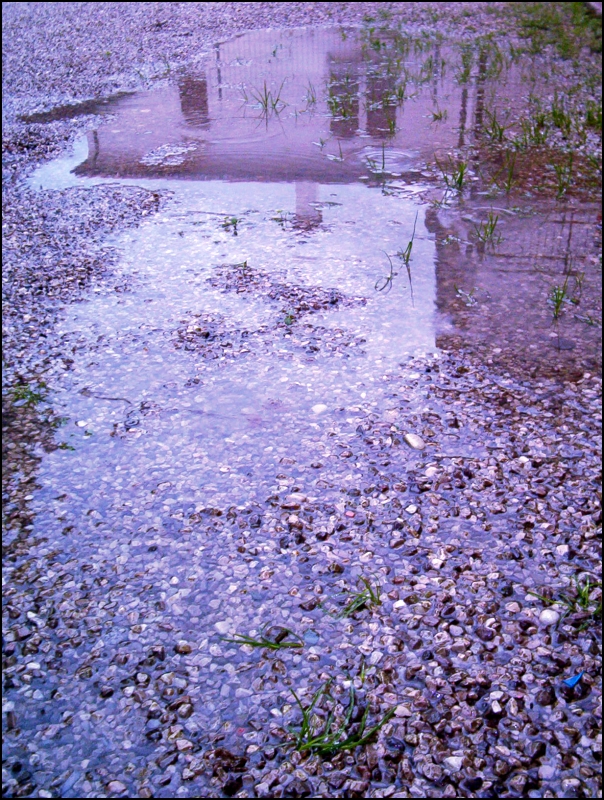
[{"left": 562, "top": 672, "right": 585, "bottom": 688}]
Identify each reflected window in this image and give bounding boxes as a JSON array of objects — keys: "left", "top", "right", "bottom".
[
  {"left": 327, "top": 61, "right": 360, "bottom": 139},
  {"left": 366, "top": 74, "right": 397, "bottom": 138},
  {"left": 179, "top": 77, "right": 210, "bottom": 128}
]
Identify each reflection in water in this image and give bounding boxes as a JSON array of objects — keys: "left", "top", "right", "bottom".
[
  {"left": 473, "top": 46, "right": 488, "bottom": 137},
  {"left": 293, "top": 181, "right": 322, "bottom": 231},
  {"left": 366, "top": 73, "right": 397, "bottom": 138},
  {"left": 28, "top": 25, "right": 601, "bottom": 377},
  {"left": 328, "top": 60, "right": 360, "bottom": 139},
  {"left": 179, "top": 77, "right": 210, "bottom": 127},
  {"left": 49, "top": 29, "right": 477, "bottom": 184},
  {"left": 13, "top": 27, "right": 601, "bottom": 792}
]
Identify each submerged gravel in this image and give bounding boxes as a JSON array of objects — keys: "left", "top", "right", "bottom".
[{"left": 2, "top": 3, "right": 602, "bottom": 799}]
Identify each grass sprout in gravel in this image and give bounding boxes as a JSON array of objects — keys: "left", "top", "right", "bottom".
[
  {"left": 222, "top": 626, "right": 304, "bottom": 650},
  {"left": 289, "top": 680, "right": 396, "bottom": 755},
  {"left": 333, "top": 575, "right": 382, "bottom": 619},
  {"left": 529, "top": 574, "right": 602, "bottom": 623}
]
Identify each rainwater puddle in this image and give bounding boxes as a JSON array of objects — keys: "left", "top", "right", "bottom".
[
  {"left": 28, "top": 23, "right": 601, "bottom": 526},
  {"left": 22, "top": 24, "right": 602, "bottom": 768}
]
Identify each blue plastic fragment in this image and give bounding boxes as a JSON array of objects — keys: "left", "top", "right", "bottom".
[{"left": 562, "top": 672, "right": 584, "bottom": 688}]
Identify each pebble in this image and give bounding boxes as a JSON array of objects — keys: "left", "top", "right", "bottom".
[
  {"left": 312, "top": 404, "right": 328, "bottom": 414},
  {"left": 403, "top": 433, "right": 425, "bottom": 450},
  {"left": 539, "top": 764, "right": 557, "bottom": 781},
  {"left": 107, "top": 781, "right": 127, "bottom": 794},
  {"left": 539, "top": 609, "right": 560, "bottom": 626},
  {"left": 214, "top": 621, "right": 231, "bottom": 634}
]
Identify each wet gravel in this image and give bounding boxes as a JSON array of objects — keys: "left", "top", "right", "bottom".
[{"left": 2, "top": 3, "right": 602, "bottom": 799}]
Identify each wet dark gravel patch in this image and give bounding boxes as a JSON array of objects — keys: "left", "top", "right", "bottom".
[
  {"left": 2, "top": 346, "right": 601, "bottom": 799},
  {"left": 208, "top": 261, "right": 364, "bottom": 319}
]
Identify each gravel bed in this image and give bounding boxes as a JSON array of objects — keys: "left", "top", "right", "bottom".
[{"left": 2, "top": 3, "right": 602, "bottom": 799}]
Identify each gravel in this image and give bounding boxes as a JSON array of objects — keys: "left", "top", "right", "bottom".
[{"left": 2, "top": 3, "right": 602, "bottom": 799}]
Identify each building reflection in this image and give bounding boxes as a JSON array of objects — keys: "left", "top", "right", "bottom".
[
  {"left": 178, "top": 77, "right": 210, "bottom": 128},
  {"left": 366, "top": 74, "right": 397, "bottom": 138},
  {"left": 327, "top": 60, "right": 360, "bottom": 139},
  {"left": 293, "top": 182, "right": 322, "bottom": 231}
]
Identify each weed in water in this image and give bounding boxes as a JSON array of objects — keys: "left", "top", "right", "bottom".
[
  {"left": 395, "top": 81, "right": 408, "bottom": 104},
  {"left": 551, "top": 92, "right": 572, "bottom": 138},
  {"left": 375, "top": 251, "right": 397, "bottom": 294},
  {"left": 572, "top": 270, "right": 585, "bottom": 302},
  {"left": 553, "top": 152, "right": 574, "bottom": 199},
  {"left": 326, "top": 140, "right": 345, "bottom": 163},
  {"left": 222, "top": 626, "right": 303, "bottom": 650},
  {"left": 456, "top": 44, "right": 474, "bottom": 84},
  {"left": 396, "top": 211, "right": 419, "bottom": 305},
  {"left": 11, "top": 384, "right": 45, "bottom": 406},
  {"left": 585, "top": 99, "right": 602, "bottom": 131},
  {"left": 474, "top": 211, "right": 502, "bottom": 244},
  {"left": 250, "top": 80, "right": 287, "bottom": 117},
  {"left": 271, "top": 211, "right": 293, "bottom": 228},
  {"left": 528, "top": 575, "right": 601, "bottom": 625},
  {"left": 484, "top": 109, "right": 506, "bottom": 143},
  {"left": 574, "top": 313, "right": 601, "bottom": 327},
  {"left": 435, "top": 155, "right": 468, "bottom": 191},
  {"left": 284, "top": 312, "right": 296, "bottom": 326},
  {"left": 517, "top": 112, "right": 549, "bottom": 148},
  {"left": 289, "top": 680, "right": 395, "bottom": 755},
  {"left": 497, "top": 150, "right": 516, "bottom": 193},
  {"left": 305, "top": 81, "right": 317, "bottom": 108},
  {"left": 334, "top": 576, "right": 382, "bottom": 619},
  {"left": 455, "top": 286, "right": 477, "bottom": 306},
  {"left": 431, "top": 107, "right": 447, "bottom": 123},
  {"left": 397, "top": 212, "right": 419, "bottom": 267},
  {"left": 222, "top": 216, "right": 241, "bottom": 235},
  {"left": 548, "top": 274, "right": 570, "bottom": 320}
]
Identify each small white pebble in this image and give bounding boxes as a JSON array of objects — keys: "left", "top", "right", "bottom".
[
  {"left": 403, "top": 432, "right": 425, "bottom": 450},
  {"left": 539, "top": 609, "right": 560, "bottom": 626},
  {"left": 214, "top": 620, "right": 231, "bottom": 635},
  {"left": 312, "top": 403, "right": 328, "bottom": 414},
  {"left": 443, "top": 756, "right": 464, "bottom": 772}
]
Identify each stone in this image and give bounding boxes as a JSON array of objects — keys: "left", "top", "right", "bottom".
[
  {"left": 403, "top": 433, "right": 425, "bottom": 450},
  {"left": 214, "top": 620, "right": 231, "bottom": 634},
  {"left": 443, "top": 756, "right": 464, "bottom": 772},
  {"left": 539, "top": 764, "right": 556, "bottom": 781},
  {"left": 175, "top": 738, "right": 194, "bottom": 751},
  {"left": 311, "top": 403, "right": 328, "bottom": 414},
  {"left": 107, "top": 781, "right": 127, "bottom": 794},
  {"left": 539, "top": 609, "right": 560, "bottom": 626}
]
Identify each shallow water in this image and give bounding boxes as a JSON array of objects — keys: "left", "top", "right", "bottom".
[
  {"left": 27, "top": 23, "right": 601, "bottom": 527},
  {"left": 13, "top": 24, "right": 603, "bottom": 793}
]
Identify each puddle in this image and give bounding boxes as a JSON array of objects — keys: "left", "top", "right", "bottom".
[
  {"left": 16, "top": 24, "right": 603, "bottom": 779},
  {"left": 29, "top": 25, "right": 601, "bottom": 378}
]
